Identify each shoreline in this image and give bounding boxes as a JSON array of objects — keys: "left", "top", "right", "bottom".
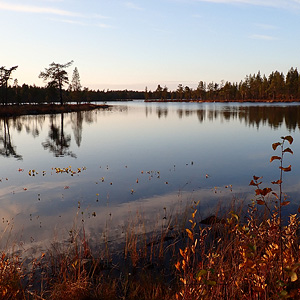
[
  {"left": 145, "top": 99, "right": 300, "bottom": 103},
  {"left": 0, "top": 103, "right": 110, "bottom": 117}
]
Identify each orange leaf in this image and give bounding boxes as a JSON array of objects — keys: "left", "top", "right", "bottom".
[
  {"left": 281, "top": 201, "right": 290, "bottom": 206},
  {"left": 279, "top": 165, "right": 292, "bottom": 172},
  {"left": 249, "top": 180, "right": 256, "bottom": 186},
  {"left": 272, "top": 142, "right": 281, "bottom": 151},
  {"left": 283, "top": 147, "right": 293, "bottom": 155},
  {"left": 253, "top": 176, "right": 262, "bottom": 181},
  {"left": 270, "top": 156, "right": 281, "bottom": 163},
  {"left": 256, "top": 200, "right": 265, "bottom": 205},
  {"left": 283, "top": 135, "right": 293, "bottom": 144},
  {"left": 186, "top": 229, "right": 194, "bottom": 241},
  {"left": 261, "top": 187, "right": 272, "bottom": 196},
  {"left": 271, "top": 180, "right": 282, "bottom": 185},
  {"left": 255, "top": 189, "right": 263, "bottom": 195}
]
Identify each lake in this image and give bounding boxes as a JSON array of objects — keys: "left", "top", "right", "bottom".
[{"left": 1, "top": 101, "right": 300, "bottom": 254}]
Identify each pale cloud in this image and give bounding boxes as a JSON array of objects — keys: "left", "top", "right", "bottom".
[
  {"left": 0, "top": 1, "right": 79, "bottom": 16},
  {"left": 97, "top": 23, "right": 113, "bottom": 29},
  {"left": 0, "top": 1, "right": 109, "bottom": 28},
  {"left": 47, "top": 18, "right": 87, "bottom": 26},
  {"left": 47, "top": 18, "right": 112, "bottom": 28},
  {"left": 250, "top": 34, "right": 278, "bottom": 41},
  {"left": 189, "top": 0, "right": 300, "bottom": 9},
  {"left": 125, "top": 1, "right": 144, "bottom": 10},
  {"left": 254, "top": 23, "right": 277, "bottom": 30}
]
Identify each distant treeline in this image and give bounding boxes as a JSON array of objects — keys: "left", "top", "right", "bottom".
[
  {"left": 147, "top": 68, "right": 300, "bottom": 102},
  {"left": 0, "top": 84, "right": 145, "bottom": 104},
  {"left": 1, "top": 67, "right": 300, "bottom": 104}
]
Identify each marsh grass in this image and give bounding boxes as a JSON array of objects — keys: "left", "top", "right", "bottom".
[{"left": 1, "top": 136, "right": 300, "bottom": 299}]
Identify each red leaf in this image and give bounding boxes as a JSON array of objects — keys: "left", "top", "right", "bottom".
[{"left": 253, "top": 176, "right": 262, "bottom": 181}]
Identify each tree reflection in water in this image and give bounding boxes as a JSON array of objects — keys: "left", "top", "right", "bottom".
[
  {"left": 42, "top": 113, "right": 76, "bottom": 158},
  {"left": 0, "top": 118, "right": 22, "bottom": 160}
]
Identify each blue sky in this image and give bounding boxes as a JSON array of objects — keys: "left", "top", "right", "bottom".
[{"left": 1, "top": 0, "right": 300, "bottom": 91}]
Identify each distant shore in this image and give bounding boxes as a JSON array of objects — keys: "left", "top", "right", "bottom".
[
  {"left": 145, "top": 99, "right": 300, "bottom": 103},
  {"left": 0, "top": 103, "right": 110, "bottom": 117}
]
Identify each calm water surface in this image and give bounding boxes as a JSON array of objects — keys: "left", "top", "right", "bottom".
[{"left": 1, "top": 101, "right": 300, "bottom": 253}]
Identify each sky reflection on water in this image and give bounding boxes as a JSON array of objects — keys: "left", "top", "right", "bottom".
[{"left": 1, "top": 102, "right": 300, "bottom": 253}]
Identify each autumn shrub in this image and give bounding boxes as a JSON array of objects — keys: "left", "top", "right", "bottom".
[
  {"left": 176, "top": 136, "right": 300, "bottom": 299},
  {"left": 0, "top": 252, "right": 24, "bottom": 300}
]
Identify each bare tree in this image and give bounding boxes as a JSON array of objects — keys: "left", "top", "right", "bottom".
[{"left": 39, "top": 61, "right": 73, "bottom": 105}]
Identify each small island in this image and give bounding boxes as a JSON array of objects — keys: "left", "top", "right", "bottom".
[{"left": 0, "top": 103, "right": 110, "bottom": 117}]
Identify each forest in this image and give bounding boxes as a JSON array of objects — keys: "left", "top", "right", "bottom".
[{"left": 1, "top": 64, "right": 300, "bottom": 104}]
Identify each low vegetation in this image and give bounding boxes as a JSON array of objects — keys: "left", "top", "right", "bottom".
[{"left": 1, "top": 136, "right": 300, "bottom": 299}]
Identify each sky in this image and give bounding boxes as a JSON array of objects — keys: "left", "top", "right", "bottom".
[{"left": 1, "top": 0, "right": 300, "bottom": 91}]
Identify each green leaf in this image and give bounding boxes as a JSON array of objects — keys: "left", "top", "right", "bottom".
[
  {"left": 206, "top": 280, "right": 216, "bottom": 286},
  {"left": 196, "top": 269, "right": 208, "bottom": 278},
  {"left": 280, "top": 290, "right": 288, "bottom": 297}
]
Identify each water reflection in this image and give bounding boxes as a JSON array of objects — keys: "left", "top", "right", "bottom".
[
  {"left": 71, "top": 111, "right": 83, "bottom": 147},
  {"left": 1, "top": 102, "right": 300, "bottom": 256},
  {"left": 42, "top": 113, "right": 76, "bottom": 158},
  {"left": 0, "top": 110, "right": 100, "bottom": 159},
  {"left": 0, "top": 118, "right": 22, "bottom": 160},
  {"left": 1, "top": 104, "right": 300, "bottom": 161},
  {"left": 146, "top": 104, "right": 300, "bottom": 130}
]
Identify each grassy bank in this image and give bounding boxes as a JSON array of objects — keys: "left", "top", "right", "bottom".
[{"left": 1, "top": 136, "right": 300, "bottom": 299}]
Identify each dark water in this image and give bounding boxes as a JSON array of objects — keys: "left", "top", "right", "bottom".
[{"left": 1, "top": 101, "right": 300, "bottom": 253}]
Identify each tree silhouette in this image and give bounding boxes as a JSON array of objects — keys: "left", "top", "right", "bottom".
[
  {"left": 0, "top": 66, "right": 18, "bottom": 105},
  {"left": 39, "top": 61, "right": 73, "bottom": 105},
  {"left": 69, "top": 67, "right": 82, "bottom": 104}
]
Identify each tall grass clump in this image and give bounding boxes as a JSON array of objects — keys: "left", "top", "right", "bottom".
[{"left": 176, "top": 136, "right": 300, "bottom": 299}]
